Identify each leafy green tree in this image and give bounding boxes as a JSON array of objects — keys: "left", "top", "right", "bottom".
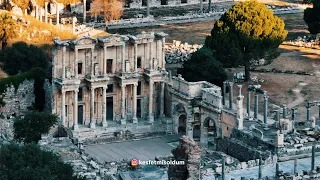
[
  {"left": 14, "top": 111, "right": 58, "bottom": 144},
  {"left": 0, "top": 143, "right": 85, "bottom": 180},
  {"left": 0, "top": 13, "right": 19, "bottom": 50},
  {"left": 177, "top": 47, "right": 228, "bottom": 88},
  {"left": 205, "top": 0, "right": 287, "bottom": 81},
  {"left": 304, "top": 0, "right": 320, "bottom": 35},
  {"left": 0, "top": 42, "right": 49, "bottom": 75}
]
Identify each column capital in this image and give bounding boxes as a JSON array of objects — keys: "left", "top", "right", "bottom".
[
  {"left": 121, "top": 84, "right": 126, "bottom": 88},
  {"left": 62, "top": 90, "right": 66, "bottom": 93},
  {"left": 90, "top": 87, "right": 96, "bottom": 91},
  {"left": 228, "top": 81, "right": 234, "bottom": 86},
  {"left": 103, "top": 86, "right": 108, "bottom": 90},
  {"left": 237, "top": 84, "right": 242, "bottom": 89},
  {"left": 149, "top": 80, "right": 154, "bottom": 85},
  {"left": 133, "top": 83, "right": 138, "bottom": 87},
  {"left": 74, "top": 89, "right": 79, "bottom": 93}
]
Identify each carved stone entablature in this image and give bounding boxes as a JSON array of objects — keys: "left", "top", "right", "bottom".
[
  {"left": 98, "top": 34, "right": 129, "bottom": 47},
  {"left": 53, "top": 37, "right": 70, "bottom": 46},
  {"left": 71, "top": 36, "right": 98, "bottom": 46},
  {"left": 127, "top": 31, "right": 156, "bottom": 44},
  {"left": 54, "top": 78, "right": 81, "bottom": 87}
]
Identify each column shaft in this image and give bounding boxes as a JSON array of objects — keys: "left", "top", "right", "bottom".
[
  {"left": 147, "top": 0, "right": 150, "bottom": 17},
  {"left": 133, "top": 84, "right": 138, "bottom": 124},
  {"left": 103, "top": 46, "right": 107, "bottom": 75},
  {"left": 121, "top": 85, "right": 126, "bottom": 124},
  {"left": 312, "top": 144, "right": 315, "bottom": 171},
  {"left": 263, "top": 95, "right": 268, "bottom": 124},
  {"left": 294, "top": 158, "right": 298, "bottom": 174},
  {"left": 45, "top": 2, "right": 48, "bottom": 23},
  {"left": 61, "top": 91, "right": 66, "bottom": 126},
  {"left": 162, "top": 38, "right": 166, "bottom": 70},
  {"left": 221, "top": 158, "right": 225, "bottom": 180},
  {"left": 275, "top": 110, "right": 280, "bottom": 123},
  {"left": 62, "top": 46, "right": 66, "bottom": 78},
  {"left": 160, "top": 82, "right": 165, "bottom": 117},
  {"left": 149, "top": 81, "right": 154, "bottom": 123},
  {"left": 283, "top": 105, "right": 287, "bottom": 119},
  {"left": 229, "top": 82, "right": 233, "bottom": 109},
  {"left": 150, "top": 43, "right": 153, "bottom": 70},
  {"left": 91, "top": 48, "right": 94, "bottom": 76},
  {"left": 90, "top": 88, "right": 95, "bottom": 128},
  {"left": 75, "top": 48, "right": 78, "bottom": 78},
  {"left": 122, "top": 43, "right": 126, "bottom": 72},
  {"left": 83, "top": 0, "right": 86, "bottom": 23},
  {"left": 247, "top": 91, "right": 250, "bottom": 116},
  {"left": 254, "top": 93, "right": 258, "bottom": 119},
  {"left": 258, "top": 156, "right": 262, "bottom": 179},
  {"left": 35, "top": 5, "right": 39, "bottom": 20},
  {"left": 319, "top": 106, "right": 320, "bottom": 121},
  {"left": 134, "top": 43, "right": 138, "bottom": 71},
  {"left": 56, "top": 3, "right": 59, "bottom": 26},
  {"left": 102, "top": 87, "right": 107, "bottom": 127},
  {"left": 307, "top": 106, "right": 311, "bottom": 121},
  {"left": 73, "top": 90, "right": 78, "bottom": 130},
  {"left": 222, "top": 81, "right": 226, "bottom": 106}
]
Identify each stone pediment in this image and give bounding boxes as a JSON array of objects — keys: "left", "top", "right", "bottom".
[
  {"left": 98, "top": 34, "right": 129, "bottom": 45},
  {"left": 72, "top": 36, "right": 98, "bottom": 46}
]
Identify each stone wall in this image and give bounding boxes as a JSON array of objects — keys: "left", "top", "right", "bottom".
[
  {"left": 221, "top": 110, "right": 236, "bottom": 137},
  {"left": 0, "top": 79, "right": 35, "bottom": 140}
]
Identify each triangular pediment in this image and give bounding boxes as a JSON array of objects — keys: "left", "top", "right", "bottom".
[{"left": 72, "top": 36, "right": 98, "bottom": 45}]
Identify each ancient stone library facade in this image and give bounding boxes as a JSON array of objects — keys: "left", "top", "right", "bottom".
[{"left": 51, "top": 32, "right": 226, "bottom": 146}]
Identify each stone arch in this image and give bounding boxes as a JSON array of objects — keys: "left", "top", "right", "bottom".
[
  {"left": 201, "top": 117, "right": 218, "bottom": 147},
  {"left": 172, "top": 102, "right": 188, "bottom": 134},
  {"left": 193, "top": 112, "right": 201, "bottom": 139}
]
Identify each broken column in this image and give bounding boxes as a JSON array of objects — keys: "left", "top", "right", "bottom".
[
  {"left": 83, "top": 0, "right": 86, "bottom": 23},
  {"left": 254, "top": 91, "right": 258, "bottom": 119},
  {"left": 307, "top": 103, "right": 311, "bottom": 121},
  {"left": 222, "top": 157, "right": 225, "bottom": 180},
  {"left": 282, "top": 105, "right": 287, "bottom": 118},
  {"left": 263, "top": 92, "right": 268, "bottom": 124},
  {"left": 168, "top": 136, "right": 201, "bottom": 180},
  {"left": 247, "top": 89, "right": 250, "bottom": 117},
  {"left": 56, "top": 3, "right": 60, "bottom": 26},
  {"left": 45, "top": 2, "right": 48, "bottom": 23},
  {"left": 229, "top": 82, "right": 233, "bottom": 109},
  {"left": 237, "top": 85, "right": 244, "bottom": 130},
  {"left": 275, "top": 162, "right": 279, "bottom": 178},
  {"left": 311, "top": 143, "right": 315, "bottom": 171},
  {"left": 223, "top": 81, "right": 226, "bottom": 106},
  {"left": 294, "top": 158, "right": 298, "bottom": 174},
  {"left": 275, "top": 110, "right": 280, "bottom": 123},
  {"left": 258, "top": 156, "right": 262, "bottom": 179},
  {"left": 291, "top": 108, "right": 296, "bottom": 121}
]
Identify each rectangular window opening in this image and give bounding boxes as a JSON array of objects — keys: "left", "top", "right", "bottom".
[{"left": 78, "top": 63, "right": 83, "bottom": 74}]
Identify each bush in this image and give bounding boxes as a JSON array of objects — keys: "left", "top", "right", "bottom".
[
  {"left": 13, "top": 111, "right": 58, "bottom": 144},
  {"left": 0, "top": 143, "right": 85, "bottom": 180}
]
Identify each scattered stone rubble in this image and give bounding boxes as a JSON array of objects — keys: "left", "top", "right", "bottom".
[
  {"left": 288, "top": 36, "right": 320, "bottom": 48},
  {"left": 165, "top": 40, "right": 202, "bottom": 64}
]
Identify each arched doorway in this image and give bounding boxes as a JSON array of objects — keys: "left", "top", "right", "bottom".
[
  {"left": 178, "top": 114, "right": 186, "bottom": 133},
  {"left": 201, "top": 117, "right": 217, "bottom": 147},
  {"left": 193, "top": 112, "right": 201, "bottom": 139}
]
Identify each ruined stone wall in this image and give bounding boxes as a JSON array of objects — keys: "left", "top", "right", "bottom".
[
  {"left": 0, "top": 79, "right": 35, "bottom": 140},
  {"left": 221, "top": 110, "right": 236, "bottom": 137},
  {"left": 216, "top": 137, "right": 271, "bottom": 162}
]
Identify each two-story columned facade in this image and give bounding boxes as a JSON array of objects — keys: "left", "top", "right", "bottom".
[{"left": 52, "top": 32, "right": 168, "bottom": 130}]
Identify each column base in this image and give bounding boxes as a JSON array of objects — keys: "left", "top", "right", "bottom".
[
  {"left": 121, "top": 119, "right": 126, "bottom": 125},
  {"left": 148, "top": 115, "right": 154, "bottom": 123},
  {"left": 73, "top": 124, "right": 78, "bottom": 131},
  {"left": 90, "top": 122, "right": 96, "bottom": 129},
  {"left": 132, "top": 117, "right": 138, "bottom": 124},
  {"left": 102, "top": 121, "right": 108, "bottom": 127}
]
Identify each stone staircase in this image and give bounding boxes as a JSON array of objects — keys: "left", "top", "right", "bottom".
[{"left": 72, "top": 118, "right": 174, "bottom": 144}]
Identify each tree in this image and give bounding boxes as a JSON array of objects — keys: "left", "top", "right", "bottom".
[
  {"left": 13, "top": 111, "right": 58, "bottom": 144},
  {"left": 205, "top": 0, "right": 287, "bottom": 81},
  {"left": 0, "top": 143, "right": 85, "bottom": 180},
  {"left": 304, "top": 0, "right": 320, "bottom": 35},
  {"left": 0, "top": 13, "right": 19, "bottom": 50},
  {"left": 0, "top": 42, "right": 49, "bottom": 75},
  {"left": 177, "top": 47, "right": 228, "bottom": 88},
  {"left": 90, "top": 0, "right": 124, "bottom": 26}
]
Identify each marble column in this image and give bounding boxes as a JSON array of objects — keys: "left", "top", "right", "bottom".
[
  {"left": 90, "top": 87, "right": 95, "bottom": 128},
  {"left": 221, "top": 157, "right": 225, "bottom": 180},
  {"left": 146, "top": 0, "right": 150, "bottom": 17},
  {"left": 73, "top": 89, "right": 78, "bottom": 130},
  {"left": 222, "top": 81, "right": 226, "bottom": 106},
  {"left": 237, "top": 85, "right": 244, "bottom": 130},
  {"left": 44, "top": 2, "right": 48, "bottom": 23},
  {"left": 258, "top": 156, "right": 262, "bottom": 179},
  {"left": 62, "top": 46, "right": 66, "bottom": 78},
  {"left": 75, "top": 48, "right": 79, "bottom": 78},
  {"left": 148, "top": 80, "right": 154, "bottom": 123},
  {"left": 150, "top": 43, "right": 153, "bottom": 70},
  {"left": 200, "top": 0, "right": 203, "bottom": 14},
  {"left": 121, "top": 84, "right": 126, "bottom": 125},
  {"left": 312, "top": 143, "right": 315, "bottom": 171},
  {"left": 229, "top": 82, "right": 233, "bottom": 109},
  {"left": 294, "top": 158, "right": 298, "bottom": 174},
  {"left": 275, "top": 110, "right": 280, "bottom": 123},
  {"left": 83, "top": 0, "right": 86, "bottom": 23},
  {"left": 307, "top": 105, "right": 311, "bottom": 121},
  {"left": 275, "top": 162, "right": 279, "bottom": 178},
  {"left": 160, "top": 82, "right": 165, "bottom": 118},
  {"left": 291, "top": 108, "right": 296, "bottom": 121},
  {"left": 56, "top": 3, "right": 59, "bottom": 26},
  {"left": 162, "top": 38, "right": 166, "bottom": 70},
  {"left": 122, "top": 43, "right": 126, "bottom": 73},
  {"left": 61, "top": 90, "right": 66, "bottom": 126},
  {"left": 247, "top": 90, "right": 250, "bottom": 117},
  {"left": 102, "top": 87, "right": 107, "bottom": 127},
  {"left": 35, "top": 5, "right": 39, "bottom": 20},
  {"left": 263, "top": 93, "right": 268, "bottom": 124},
  {"left": 283, "top": 105, "right": 287, "bottom": 119},
  {"left": 254, "top": 92, "right": 258, "bottom": 119},
  {"left": 133, "top": 84, "right": 138, "bottom": 124},
  {"left": 134, "top": 43, "right": 138, "bottom": 72},
  {"left": 39, "top": 8, "right": 43, "bottom": 22},
  {"left": 200, "top": 126, "right": 208, "bottom": 147},
  {"left": 103, "top": 46, "right": 107, "bottom": 74},
  {"left": 91, "top": 48, "right": 95, "bottom": 76}
]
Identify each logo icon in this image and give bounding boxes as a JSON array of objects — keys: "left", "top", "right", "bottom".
[{"left": 130, "top": 158, "right": 139, "bottom": 167}]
